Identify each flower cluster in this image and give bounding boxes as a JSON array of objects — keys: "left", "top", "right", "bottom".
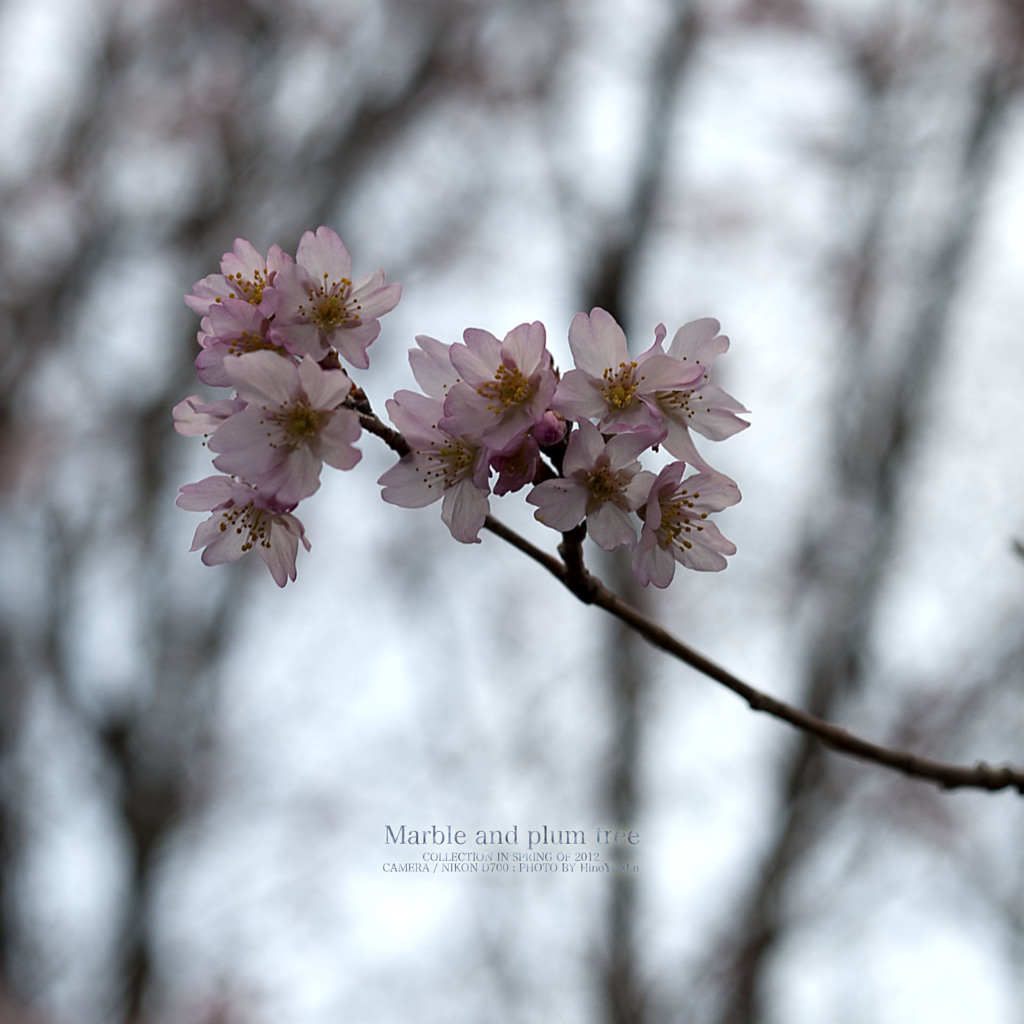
[
  {"left": 381, "top": 307, "right": 748, "bottom": 587},
  {"left": 176, "top": 229, "right": 748, "bottom": 587},
  {"left": 175, "top": 228, "right": 400, "bottom": 584}
]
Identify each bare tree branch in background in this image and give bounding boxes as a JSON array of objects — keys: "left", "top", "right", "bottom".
[
  {"left": 2, "top": 1, "right": 1023, "bottom": 1023},
  {"left": 570, "top": 6, "right": 703, "bottom": 1022},
  {"left": 0, "top": 0, "right": 571, "bottom": 1020},
  {"left": 701, "top": 3, "right": 1024, "bottom": 1021}
]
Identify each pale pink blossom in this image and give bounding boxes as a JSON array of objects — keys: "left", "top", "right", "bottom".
[
  {"left": 439, "top": 322, "right": 558, "bottom": 450},
  {"left": 652, "top": 318, "right": 750, "bottom": 468},
  {"left": 632, "top": 462, "right": 741, "bottom": 586},
  {"left": 526, "top": 418, "right": 658, "bottom": 551},
  {"left": 177, "top": 475, "right": 310, "bottom": 587},
  {"left": 378, "top": 390, "right": 491, "bottom": 544},
  {"left": 209, "top": 351, "right": 361, "bottom": 506},
  {"left": 194, "top": 297, "right": 291, "bottom": 388},
  {"left": 186, "top": 238, "right": 292, "bottom": 317},
  {"left": 266, "top": 227, "right": 401, "bottom": 367},
  {"left": 552, "top": 309, "right": 703, "bottom": 434}
]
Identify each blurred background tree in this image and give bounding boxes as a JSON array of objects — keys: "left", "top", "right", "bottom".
[{"left": 1, "top": 0, "right": 1022, "bottom": 1022}]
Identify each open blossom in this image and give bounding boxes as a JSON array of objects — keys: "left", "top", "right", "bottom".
[
  {"left": 527, "top": 418, "right": 659, "bottom": 551},
  {"left": 194, "top": 297, "right": 291, "bottom": 388},
  {"left": 378, "top": 390, "right": 491, "bottom": 543},
  {"left": 186, "top": 237, "right": 292, "bottom": 317},
  {"left": 439, "top": 322, "right": 558, "bottom": 450},
  {"left": 632, "top": 461, "right": 741, "bottom": 586},
  {"left": 209, "top": 351, "right": 361, "bottom": 507},
  {"left": 552, "top": 308, "right": 704, "bottom": 434},
  {"left": 177, "top": 475, "right": 311, "bottom": 587},
  {"left": 266, "top": 226, "right": 401, "bottom": 367},
  {"left": 652, "top": 318, "right": 750, "bottom": 468},
  {"left": 176, "top": 226, "right": 749, "bottom": 587}
]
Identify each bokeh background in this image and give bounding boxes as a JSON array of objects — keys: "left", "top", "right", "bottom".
[{"left": 1, "top": 0, "right": 1023, "bottom": 1021}]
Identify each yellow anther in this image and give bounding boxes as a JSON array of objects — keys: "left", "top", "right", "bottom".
[
  {"left": 477, "top": 365, "right": 532, "bottom": 410},
  {"left": 600, "top": 362, "right": 639, "bottom": 410}
]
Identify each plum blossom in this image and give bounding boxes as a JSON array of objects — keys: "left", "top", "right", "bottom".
[
  {"left": 177, "top": 475, "right": 310, "bottom": 587},
  {"left": 489, "top": 433, "right": 542, "bottom": 496},
  {"left": 378, "top": 390, "right": 491, "bottom": 544},
  {"left": 209, "top": 351, "right": 361, "bottom": 506},
  {"left": 176, "top": 227, "right": 748, "bottom": 587},
  {"left": 487, "top": 411, "right": 565, "bottom": 496},
  {"left": 552, "top": 308, "right": 704, "bottom": 434},
  {"left": 632, "top": 461, "right": 741, "bottom": 586},
  {"left": 186, "top": 237, "right": 292, "bottom": 317},
  {"left": 527, "top": 418, "right": 659, "bottom": 551},
  {"left": 439, "top": 322, "right": 558, "bottom": 450},
  {"left": 652, "top": 318, "right": 750, "bottom": 468},
  {"left": 194, "top": 297, "right": 291, "bottom": 388},
  {"left": 266, "top": 227, "right": 401, "bottom": 367}
]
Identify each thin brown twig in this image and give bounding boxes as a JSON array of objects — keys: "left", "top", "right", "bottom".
[
  {"left": 366, "top": 409, "right": 1024, "bottom": 795},
  {"left": 483, "top": 516, "right": 1024, "bottom": 795}
]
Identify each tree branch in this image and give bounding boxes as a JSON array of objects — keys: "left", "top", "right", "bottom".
[
  {"left": 488, "top": 515, "right": 1024, "bottom": 794},
  {"left": 362, "top": 409, "right": 1024, "bottom": 795}
]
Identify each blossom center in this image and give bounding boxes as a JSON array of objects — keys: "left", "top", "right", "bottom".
[
  {"left": 308, "top": 277, "right": 359, "bottom": 330},
  {"left": 656, "top": 388, "right": 695, "bottom": 419},
  {"left": 477, "top": 364, "right": 533, "bottom": 411},
  {"left": 277, "top": 402, "right": 328, "bottom": 445},
  {"left": 439, "top": 442, "right": 473, "bottom": 475},
  {"left": 601, "top": 362, "right": 640, "bottom": 409},
  {"left": 418, "top": 437, "right": 477, "bottom": 489},
  {"left": 227, "top": 331, "right": 284, "bottom": 359},
  {"left": 217, "top": 501, "right": 272, "bottom": 552},
  {"left": 586, "top": 463, "right": 631, "bottom": 510},
  {"left": 225, "top": 269, "right": 270, "bottom": 305},
  {"left": 656, "top": 490, "right": 707, "bottom": 549},
  {"left": 498, "top": 445, "right": 529, "bottom": 477}
]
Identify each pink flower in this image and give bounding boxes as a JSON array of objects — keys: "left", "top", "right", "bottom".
[
  {"left": 439, "top": 322, "right": 558, "bottom": 450},
  {"left": 266, "top": 227, "right": 401, "bottom": 367},
  {"left": 209, "top": 351, "right": 361, "bottom": 506},
  {"left": 186, "top": 237, "right": 292, "bottom": 317},
  {"left": 378, "top": 390, "right": 491, "bottom": 544},
  {"left": 533, "top": 409, "right": 567, "bottom": 447},
  {"left": 526, "top": 418, "right": 659, "bottom": 551},
  {"left": 489, "top": 434, "right": 542, "bottom": 496},
  {"left": 552, "top": 309, "right": 703, "bottom": 434},
  {"left": 652, "top": 318, "right": 750, "bottom": 469},
  {"left": 487, "top": 410, "right": 565, "bottom": 495},
  {"left": 194, "top": 297, "right": 291, "bottom": 388},
  {"left": 177, "top": 475, "right": 311, "bottom": 587},
  {"left": 632, "top": 462, "right": 741, "bottom": 586}
]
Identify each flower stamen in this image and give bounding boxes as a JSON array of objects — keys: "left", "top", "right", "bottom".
[
  {"left": 477, "top": 364, "right": 533, "bottom": 412},
  {"left": 601, "top": 361, "right": 640, "bottom": 409}
]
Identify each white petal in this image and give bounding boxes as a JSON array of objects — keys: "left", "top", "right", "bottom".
[{"left": 527, "top": 479, "right": 588, "bottom": 531}]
